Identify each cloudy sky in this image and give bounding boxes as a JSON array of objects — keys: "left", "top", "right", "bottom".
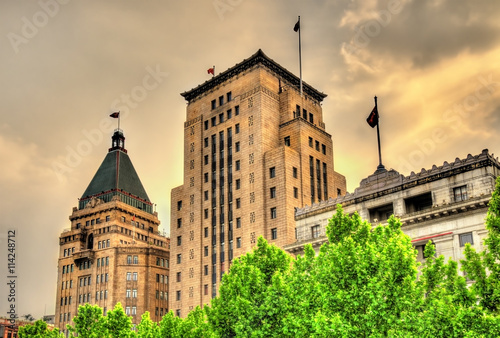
[{"left": 1, "top": 0, "right": 500, "bottom": 319}]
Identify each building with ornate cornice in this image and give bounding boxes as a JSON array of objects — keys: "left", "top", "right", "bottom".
[
  {"left": 170, "top": 49, "right": 346, "bottom": 316},
  {"left": 285, "top": 149, "right": 500, "bottom": 268},
  {"left": 54, "top": 130, "right": 169, "bottom": 336}
]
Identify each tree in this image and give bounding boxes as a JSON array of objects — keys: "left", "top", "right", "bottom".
[
  {"left": 105, "top": 302, "right": 133, "bottom": 338},
  {"left": 68, "top": 304, "right": 107, "bottom": 338},
  {"left": 207, "top": 236, "right": 292, "bottom": 337},
  {"left": 18, "top": 320, "right": 63, "bottom": 338},
  {"left": 462, "top": 176, "right": 500, "bottom": 314},
  {"left": 136, "top": 311, "right": 159, "bottom": 338}
]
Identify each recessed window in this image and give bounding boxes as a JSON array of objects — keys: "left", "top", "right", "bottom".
[
  {"left": 309, "top": 113, "right": 314, "bottom": 123},
  {"left": 235, "top": 160, "right": 241, "bottom": 171},
  {"left": 236, "top": 198, "right": 241, "bottom": 209},
  {"left": 369, "top": 203, "right": 393, "bottom": 223},
  {"left": 176, "top": 272, "right": 181, "bottom": 282},
  {"left": 176, "top": 291, "right": 181, "bottom": 301},
  {"left": 177, "top": 218, "right": 182, "bottom": 228},
  {"left": 270, "top": 187, "right": 276, "bottom": 199},
  {"left": 293, "top": 167, "right": 298, "bottom": 178},
  {"left": 293, "top": 187, "right": 298, "bottom": 198},
  {"left": 204, "top": 265, "right": 209, "bottom": 275},
  {"left": 235, "top": 105, "right": 240, "bottom": 116},
  {"left": 227, "top": 92, "right": 232, "bottom": 102},
  {"left": 321, "top": 144, "right": 326, "bottom": 155},
  {"left": 204, "top": 209, "right": 209, "bottom": 219},
  {"left": 236, "top": 217, "right": 241, "bottom": 228},
  {"left": 459, "top": 232, "right": 474, "bottom": 247},
  {"left": 177, "top": 254, "right": 181, "bottom": 264},
  {"left": 204, "top": 155, "right": 209, "bottom": 165},
  {"left": 311, "top": 225, "right": 320, "bottom": 238},
  {"left": 211, "top": 116, "right": 216, "bottom": 127},
  {"left": 204, "top": 137, "right": 209, "bottom": 148},
  {"left": 219, "top": 113, "right": 224, "bottom": 123},
  {"left": 454, "top": 185, "right": 468, "bottom": 202},
  {"left": 271, "top": 228, "right": 278, "bottom": 240},
  {"left": 284, "top": 136, "right": 290, "bottom": 147},
  {"left": 211, "top": 100, "right": 216, "bottom": 110},
  {"left": 236, "top": 237, "right": 241, "bottom": 248},
  {"left": 235, "top": 142, "right": 240, "bottom": 152},
  {"left": 315, "top": 141, "right": 320, "bottom": 151},
  {"left": 204, "top": 172, "right": 209, "bottom": 183},
  {"left": 235, "top": 124, "right": 240, "bottom": 134},
  {"left": 227, "top": 109, "right": 232, "bottom": 119},
  {"left": 177, "top": 236, "right": 182, "bottom": 246},
  {"left": 204, "top": 120, "right": 209, "bottom": 130},
  {"left": 204, "top": 227, "right": 209, "bottom": 238},
  {"left": 219, "top": 95, "right": 224, "bottom": 106},
  {"left": 236, "top": 179, "right": 241, "bottom": 190},
  {"left": 308, "top": 137, "right": 313, "bottom": 147},
  {"left": 269, "top": 167, "right": 276, "bottom": 178},
  {"left": 204, "top": 284, "right": 209, "bottom": 295},
  {"left": 204, "top": 246, "right": 209, "bottom": 256},
  {"left": 204, "top": 191, "right": 209, "bottom": 201},
  {"left": 270, "top": 207, "right": 277, "bottom": 219},
  {"left": 133, "top": 256, "right": 138, "bottom": 264},
  {"left": 177, "top": 201, "right": 182, "bottom": 211}
]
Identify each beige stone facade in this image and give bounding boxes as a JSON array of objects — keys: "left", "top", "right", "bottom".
[
  {"left": 54, "top": 131, "right": 169, "bottom": 335},
  {"left": 285, "top": 149, "right": 500, "bottom": 269},
  {"left": 170, "top": 50, "right": 346, "bottom": 316}
]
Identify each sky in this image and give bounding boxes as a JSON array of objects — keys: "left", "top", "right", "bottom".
[{"left": 1, "top": 0, "right": 500, "bottom": 320}]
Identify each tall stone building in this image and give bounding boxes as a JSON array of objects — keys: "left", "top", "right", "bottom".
[
  {"left": 170, "top": 50, "right": 346, "bottom": 316},
  {"left": 285, "top": 149, "right": 500, "bottom": 269},
  {"left": 55, "top": 130, "right": 169, "bottom": 336}
]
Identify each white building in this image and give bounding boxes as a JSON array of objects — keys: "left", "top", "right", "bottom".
[{"left": 285, "top": 149, "right": 500, "bottom": 267}]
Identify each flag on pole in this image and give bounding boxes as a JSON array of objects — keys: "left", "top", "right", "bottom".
[
  {"left": 110, "top": 112, "right": 120, "bottom": 118},
  {"left": 207, "top": 67, "right": 215, "bottom": 75},
  {"left": 366, "top": 106, "right": 378, "bottom": 128},
  {"left": 293, "top": 18, "right": 300, "bottom": 32}
]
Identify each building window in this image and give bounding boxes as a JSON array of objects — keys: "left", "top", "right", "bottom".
[
  {"left": 236, "top": 198, "right": 241, "bottom": 209},
  {"left": 337, "top": 188, "right": 342, "bottom": 196},
  {"left": 236, "top": 217, "right": 241, "bottom": 228},
  {"left": 315, "top": 140, "right": 320, "bottom": 151},
  {"left": 204, "top": 246, "right": 209, "bottom": 256},
  {"left": 235, "top": 105, "right": 240, "bottom": 115},
  {"left": 176, "top": 291, "right": 181, "bottom": 301},
  {"left": 235, "top": 160, "right": 240, "bottom": 171},
  {"left": 270, "top": 187, "right": 276, "bottom": 199},
  {"left": 235, "top": 123, "right": 240, "bottom": 134},
  {"left": 177, "top": 254, "right": 182, "bottom": 264},
  {"left": 312, "top": 225, "right": 320, "bottom": 238},
  {"left": 269, "top": 167, "right": 276, "bottom": 178},
  {"left": 227, "top": 92, "right": 232, "bottom": 102},
  {"left": 126, "top": 307, "right": 131, "bottom": 315},
  {"left": 204, "top": 209, "right": 209, "bottom": 219},
  {"left": 177, "top": 236, "right": 182, "bottom": 246},
  {"left": 133, "top": 256, "right": 138, "bottom": 264},
  {"left": 236, "top": 179, "right": 241, "bottom": 190},
  {"left": 459, "top": 232, "right": 474, "bottom": 247},
  {"left": 204, "top": 265, "right": 209, "bottom": 276},
  {"left": 309, "top": 113, "right": 314, "bottom": 123},
  {"left": 227, "top": 109, "right": 232, "bottom": 119},
  {"left": 211, "top": 116, "right": 216, "bottom": 127},
  {"left": 204, "top": 155, "right": 209, "bottom": 165},
  {"left": 321, "top": 144, "right": 326, "bottom": 155},
  {"left": 204, "top": 190, "right": 209, "bottom": 201},
  {"left": 236, "top": 237, "right": 241, "bottom": 248},
  {"left": 204, "top": 284, "right": 209, "bottom": 295},
  {"left": 235, "top": 141, "right": 240, "bottom": 152},
  {"left": 127, "top": 256, "right": 132, "bottom": 264},
  {"left": 271, "top": 228, "right": 277, "bottom": 240},
  {"left": 454, "top": 185, "right": 468, "bottom": 202},
  {"left": 308, "top": 137, "right": 313, "bottom": 147},
  {"left": 219, "top": 95, "right": 224, "bottom": 106},
  {"left": 176, "top": 272, "right": 181, "bottom": 282},
  {"left": 177, "top": 201, "right": 182, "bottom": 211},
  {"left": 126, "top": 272, "right": 131, "bottom": 281},
  {"left": 204, "top": 137, "right": 209, "bottom": 148},
  {"left": 133, "top": 272, "right": 138, "bottom": 281},
  {"left": 270, "top": 207, "right": 277, "bottom": 219},
  {"left": 219, "top": 113, "right": 224, "bottom": 123},
  {"left": 294, "top": 187, "right": 298, "bottom": 198},
  {"left": 284, "top": 136, "right": 290, "bottom": 147},
  {"left": 177, "top": 218, "right": 182, "bottom": 228},
  {"left": 204, "top": 120, "right": 209, "bottom": 130},
  {"left": 126, "top": 289, "right": 131, "bottom": 298},
  {"left": 211, "top": 99, "right": 216, "bottom": 110}
]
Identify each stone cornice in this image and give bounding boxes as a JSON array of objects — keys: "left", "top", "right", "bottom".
[{"left": 181, "top": 49, "right": 327, "bottom": 103}]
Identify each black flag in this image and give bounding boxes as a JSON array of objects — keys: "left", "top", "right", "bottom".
[{"left": 366, "top": 106, "right": 378, "bottom": 128}]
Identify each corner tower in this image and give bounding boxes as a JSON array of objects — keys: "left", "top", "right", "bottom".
[
  {"left": 170, "top": 50, "right": 346, "bottom": 316},
  {"left": 55, "top": 129, "right": 170, "bottom": 336}
]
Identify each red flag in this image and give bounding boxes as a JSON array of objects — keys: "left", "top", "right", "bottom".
[
  {"left": 366, "top": 106, "right": 378, "bottom": 128},
  {"left": 110, "top": 112, "right": 120, "bottom": 118},
  {"left": 207, "top": 67, "right": 214, "bottom": 75}
]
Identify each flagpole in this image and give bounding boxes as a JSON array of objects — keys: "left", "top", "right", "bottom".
[
  {"left": 374, "top": 96, "right": 384, "bottom": 171},
  {"left": 213, "top": 65, "right": 215, "bottom": 78},
  {"left": 118, "top": 112, "right": 121, "bottom": 131},
  {"left": 298, "top": 16, "right": 302, "bottom": 97}
]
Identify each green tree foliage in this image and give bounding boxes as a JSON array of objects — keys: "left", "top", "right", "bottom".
[
  {"left": 105, "top": 302, "right": 133, "bottom": 338},
  {"left": 18, "top": 319, "right": 63, "bottom": 338},
  {"left": 68, "top": 304, "right": 107, "bottom": 338},
  {"left": 136, "top": 312, "right": 159, "bottom": 338},
  {"left": 462, "top": 176, "right": 500, "bottom": 314}
]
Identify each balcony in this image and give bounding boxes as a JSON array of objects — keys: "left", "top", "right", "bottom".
[{"left": 73, "top": 249, "right": 95, "bottom": 263}]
